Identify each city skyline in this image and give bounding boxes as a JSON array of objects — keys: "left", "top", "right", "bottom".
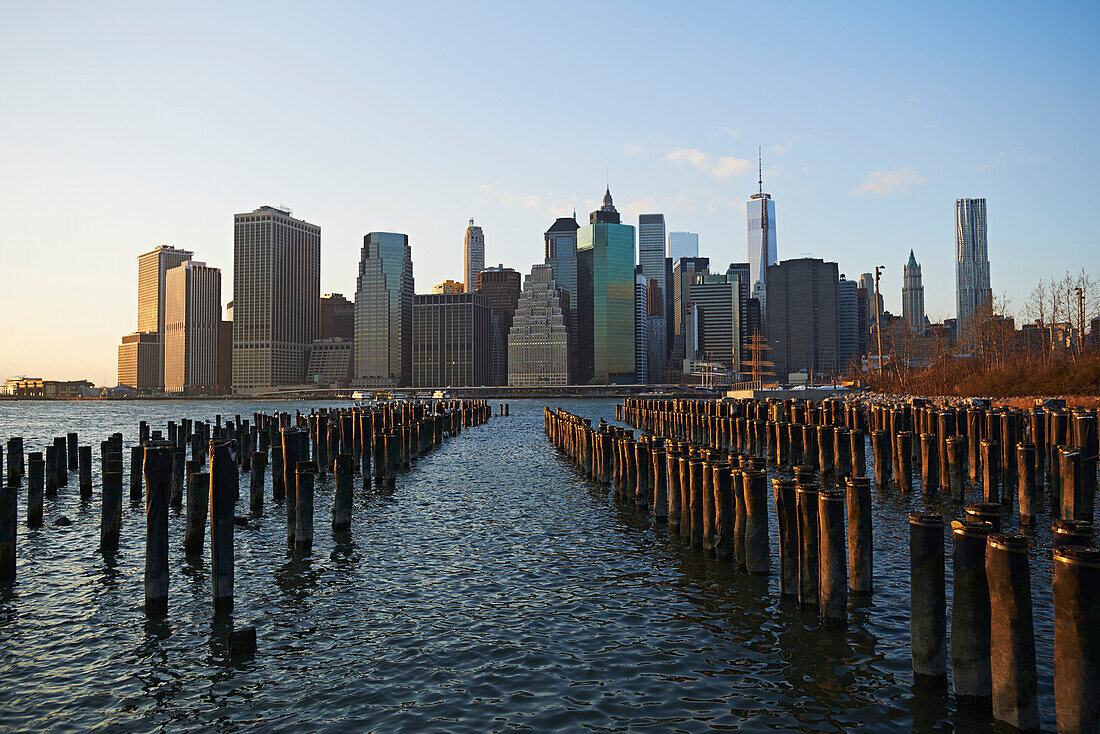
[{"left": 3, "top": 3, "right": 1098, "bottom": 384}]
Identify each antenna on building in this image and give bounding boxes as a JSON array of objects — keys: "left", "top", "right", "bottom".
[{"left": 758, "top": 147, "right": 763, "bottom": 196}]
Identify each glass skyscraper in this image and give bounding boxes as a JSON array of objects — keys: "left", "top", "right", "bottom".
[
  {"left": 747, "top": 190, "right": 777, "bottom": 315},
  {"left": 577, "top": 188, "right": 636, "bottom": 384},
  {"left": 955, "top": 198, "right": 991, "bottom": 341},
  {"left": 668, "top": 231, "right": 699, "bottom": 263},
  {"left": 354, "top": 232, "right": 414, "bottom": 387}
]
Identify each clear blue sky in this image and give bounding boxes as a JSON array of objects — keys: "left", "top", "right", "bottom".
[{"left": 2, "top": 1, "right": 1097, "bottom": 385}]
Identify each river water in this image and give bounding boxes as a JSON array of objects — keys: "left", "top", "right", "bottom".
[{"left": 0, "top": 399, "right": 1062, "bottom": 732}]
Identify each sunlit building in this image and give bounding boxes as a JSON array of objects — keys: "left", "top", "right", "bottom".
[
  {"left": 956, "top": 198, "right": 991, "bottom": 341},
  {"left": 412, "top": 293, "right": 491, "bottom": 387},
  {"left": 127, "top": 244, "right": 193, "bottom": 390},
  {"left": 355, "top": 232, "right": 414, "bottom": 387},
  {"left": 432, "top": 280, "right": 465, "bottom": 295},
  {"left": 164, "top": 260, "right": 222, "bottom": 394},
  {"left": 508, "top": 264, "right": 569, "bottom": 386},
  {"left": 464, "top": 219, "right": 484, "bottom": 294}
]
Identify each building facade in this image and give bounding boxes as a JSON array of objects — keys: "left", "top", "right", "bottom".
[
  {"left": 766, "top": 258, "right": 839, "bottom": 382},
  {"left": 544, "top": 216, "right": 579, "bottom": 379},
  {"left": 432, "top": 280, "right": 465, "bottom": 295},
  {"left": 635, "top": 272, "right": 649, "bottom": 384},
  {"left": 117, "top": 331, "right": 160, "bottom": 391},
  {"left": 508, "top": 264, "right": 569, "bottom": 386},
  {"left": 577, "top": 188, "right": 636, "bottom": 384},
  {"left": 955, "top": 198, "right": 991, "bottom": 342},
  {"left": 668, "top": 231, "right": 699, "bottom": 263},
  {"left": 306, "top": 337, "right": 353, "bottom": 388},
  {"left": 638, "top": 213, "right": 667, "bottom": 380},
  {"left": 464, "top": 219, "right": 485, "bottom": 294},
  {"left": 837, "top": 275, "right": 859, "bottom": 373},
  {"left": 902, "top": 250, "right": 926, "bottom": 333},
  {"left": 164, "top": 260, "right": 222, "bottom": 394},
  {"left": 747, "top": 188, "right": 777, "bottom": 317},
  {"left": 692, "top": 273, "right": 742, "bottom": 377},
  {"left": 476, "top": 265, "right": 522, "bottom": 386},
  {"left": 131, "top": 244, "right": 193, "bottom": 390},
  {"left": 320, "top": 293, "right": 354, "bottom": 340},
  {"left": 412, "top": 293, "right": 491, "bottom": 387},
  {"left": 232, "top": 206, "right": 320, "bottom": 393},
  {"left": 354, "top": 232, "right": 414, "bottom": 387}
]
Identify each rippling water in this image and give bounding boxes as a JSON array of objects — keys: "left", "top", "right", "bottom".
[{"left": 0, "top": 399, "right": 1061, "bottom": 732}]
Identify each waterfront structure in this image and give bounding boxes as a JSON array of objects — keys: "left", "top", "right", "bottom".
[
  {"left": 544, "top": 215, "right": 579, "bottom": 379},
  {"left": 2, "top": 378, "right": 96, "bottom": 398},
  {"left": 117, "top": 331, "right": 160, "bottom": 391},
  {"left": 747, "top": 162, "right": 777, "bottom": 317},
  {"left": 464, "top": 219, "right": 485, "bottom": 294},
  {"left": 432, "top": 280, "right": 465, "bottom": 295},
  {"left": 635, "top": 272, "right": 649, "bottom": 384},
  {"left": 306, "top": 337, "right": 353, "bottom": 388},
  {"left": 412, "top": 293, "right": 491, "bottom": 387},
  {"left": 668, "top": 231, "right": 699, "bottom": 263},
  {"left": 232, "top": 206, "right": 320, "bottom": 393},
  {"left": 902, "top": 250, "right": 926, "bottom": 333},
  {"left": 691, "top": 273, "right": 742, "bottom": 376},
  {"left": 955, "top": 198, "right": 991, "bottom": 342},
  {"left": 320, "top": 293, "right": 354, "bottom": 340},
  {"left": 128, "top": 244, "right": 193, "bottom": 390},
  {"left": 576, "top": 188, "right": 636, "bottom": 384},
  {"left": 837, "top": 275, "right": 859, "bottom": 373},
  {"left": 354, "top": 232, "right": 414, "bottom": 387},
  {"left": 638, "top": 214, "right": 667, "bottom": 381},
  {"left": 476, "top": 265, "right": 522, "bottom": 386},
  {"left": 766, "top": 258, "right": 839, "bottom": 381},
  {"left": 508, "top": 265, "right": 569, "bottom": 386},
  {"left": 164, "top": 260, "right": 222, "bottom": 394}
]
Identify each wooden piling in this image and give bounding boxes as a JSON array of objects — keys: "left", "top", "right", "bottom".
[
  {"left": 797, "top": 485, "right": 820, "bottom": 609},
  {"left": 986, "top": 534, "right": 1038, "bottom": 732},
  {"left": 209, "top": 441, "right": 236, "bottom": 614},
  {"left": 184, "top": 471, "right": 209, "bottom": 556},
  {"left": 295, "top": 461, "right": 316, "bottom": 552},
  {"left": 846, "top": 475, "right": 872, "bottom": 593},
  {"left": 909, "top": 512, "right": 947, "bottom": 688},
  {"left": 144, "top": 444, "right": 171, "bottom": 615},
  {"left": 950, "top": 520, "right": 992, "bottom": 709},
  {"left": 818, "top": 489, "right": 847, "bottom": 625},
  {"left": 1052, "top": 546, "right": 1100, "bottom": 733},
  {"left": 27, "top": 453, "right": 44, "bottom": 527}
]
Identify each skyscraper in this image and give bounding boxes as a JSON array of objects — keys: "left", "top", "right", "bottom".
[
  {"left": 577, "top": 188, "right": 636, "bottom": 384},
  {"left": 164, "top": 260, "right": 222, "bottom": 394},
  {"left": 412, "top": 293, "right": 491, "bottom": 387},
  {"left": 670, "top": 256, "right": 710, "bottom": 368},
  {"left": 508, "top": 264, "right": 569, "bottom": 386},
  {"left": 635, "top": 271, "right": 649, "bottom": 384},
  {"left": 319, "top": 293, "right": 354, "bottom": 340},
  {"left": 638, "top": 213, "right": 667, "bottom": 381},
  {"left": 354, "top": 232, "right": 414, "bottom": 387},
  {"left": 464, "top": 219, "right": 485, "bottom": 294},
  {"left": 117, "top": 331, "right": 160, "bottom": 391},
  {"left": 766, "top": 258, "right": 839, "bottom": 381},
  {"left": 747, "top": 157, "right": 777, "bottom": 316},
  {"left": 544, "top": 215, "right": 579, "bottom": 380},
  {"left": 476, "top": 265, "right": 522, "bottom": 386},
  {"left": 955, "top": 198, "right": 991, "bottom": 340},
  {"left": 902, "top": 250, "right": 926, "bottom": 333},
  {"left": 668, "top": 231, "right": 699, "bottom": 263},
  {"left": 131, "top": 244, "right": 193, "bottom": 390},
  {"left": 836, "top": 275, "right": 859, "bottom": 373},
  {"left": 233, "top": 207, "right": 320, "bottom": 393},
  {"left": 692, "top": 273, "right": 742, "bottom": 376}
]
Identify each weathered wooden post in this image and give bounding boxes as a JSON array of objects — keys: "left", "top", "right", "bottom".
[
  {"left": 45, "top": 444, "right": 59, "bottom": 497},
  {"left": 27, "top": 453, "right": 44, "bottom": 527},
  {"left": 909, "top": 512, "right": 946, "bottom": 688},
  {"left": 652, "top": 443, "right": 668, "bottom": 523},
  {"left": 775, "top": 478, "right": 799, "bottom": 595},
  {"left": 271, "top": 443, "right": 285, "bottom": 501},
  {"left": 249, "top": 451, "right": 265, "bottom": 511},
  {"left": 53, "top": 437, "right": 67, "bottom": 487},
  {"left": 295, "top": 461, "right": 316, "bottom": 552},
  {"left": 797, "top": 484, "right": 820, "bottom": 610},
  {"left": 144, "top": 443, "right": 171, "bottom": 615},
  {"left": 689, "top": 457, "right": 704, "bottom": 548},
  {"left": 744, "top": 469, "right": 769, "bottom": 574},
  {"left": 818, "top": 489, "right": 847, "bottom": 625},
  {"left": 945, "top": 436, "right": 965, "bottom": 503},
  {"left": 897, "top": 432, "right": 913, "bottom": 492},
  {"left": 732, "top": 467, "right": 747, "bottom": 568},
  {"left": 872, "top": 430, "right": 891, "bottom": 488},
  {"left": 333, "top": 454, "right": 354, "bottom": 532},
  {"left": 920, "top": 433, "right": 939, "bottom": 494},
  {"left": 0, "top": 482, "right": 15, "bottom": 580},
  {"left": 1060, "top": 448, "right": 1085, "bottom": 521},
  {"left": 713, "top": 462, "right": 734, "bottom": 561},
  {"left": 986, "top": 534, "right": 1038, "bottom": 732},
  {"left": 981, "top": 439, "right": 1000, "bottom": 504},
  {"left": 66, "top": 432, "right": 78, "bottom": 471},
  {"left": 101, "top": 467, "right": 123, "bottom": 554},
  {"left": 209, "top": 441, "right": 236, "bottom": 614},
  {"left": 846, "top": 475, "right": 872, "bottom": 593},
  {"left": 1016, "top": 442, "right": 1037, "bottom": 526},
  {"left": 184, "top": 470, "right": 209, "bottom": 556},
  {"left": 1052, "top": 546, "right": 1100, "bottom": 734},
  {"left": 1051, "top": 519, "right": 1092, "bottom": 549},
  {"left": 169, "top": 447, "right": 185, "bottom": 509},
  {"left": 950, "top": 520, "right": 992, "bottom": 710}
]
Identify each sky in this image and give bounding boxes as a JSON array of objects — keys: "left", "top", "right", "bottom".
[{"left": 2, "top": 1, "right": 1098, "bottom": 386}]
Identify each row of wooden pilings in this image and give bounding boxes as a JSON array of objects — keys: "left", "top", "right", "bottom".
[
  {"left": 547, "top": 400, "right": 1098, "bottom": 734},
  {"left": 0, "top": 400, "right": 493, "bottom": 651}
]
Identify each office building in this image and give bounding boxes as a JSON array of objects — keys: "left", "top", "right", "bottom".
[
  {"left": 131, "top": 244, "right": 194, "bottom": 390},
  {"left": 232, "top": 206, "right": 321, "bottom": 393},
  {"left": 646, "top": 277, "right": 667, "bottom": 382},
  {"left": 668, "top": 231, "right": 699, "bottom": 263},
  {"left": 956, "top": 198, "right": 991, "bottom": 341},
  {"left": 638, "top": 213, "right": 667, "bottom": 382},
  {"left": 320, "top": 293, "right": 354, "bottom": 340},
  {"left": 464, "top": 219, "right": 485, "bottom": 294},
  {"left": 545, "top": 215, "right": 579, "bottom": 378},
  {"left": 837, "top": 275, "right": 859, "bottom": 372},
  {"left": 217, "top": 320, "right": 232, "bottom": 393},
  {"left": 508, "top": 264, "right": 569, "bottom": 386},
  {"left": 412, "top": 293, "right": 491, "bottom": 387},
  {"left": 432, "top": 280, "right": 465, "bottom": 295},
  {"left": 354, "top": 232, "right": 414, "bottom": 387},
  {"left": 635, "top": 272, "right": 649, "bottom": 384},
  {"left": 164, "top": 260, "right": 222, "bottom": 394},
  {"left": 692, "top": 273, "right": 742, "bottom": 375},
  {"left": 902, "top": 250, "right": 926, "bottom": 333},
  {"left": 766, "top": 258, "right": 839, "bottom": 382},
  {"left": 117, "top": 331, "right": 160, "bottom": 391},
  {"left": 747, "top": 162, "right": 777, "bottom": 316},
  {"left": 726, "top": 262, "right": 752, "bottom": 349},
  {"left": 577, "top": 188, "right": 636, "bottom": 384},
  {"left": 306, "top": 337, "right": 353, "bottom": 388},
  {"left": 476, "top": 265, "right": 522, "bottom": 386}
]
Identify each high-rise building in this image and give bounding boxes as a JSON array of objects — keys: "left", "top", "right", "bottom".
[
  {"left": 747, "top": 160, "right": 777, "bottom": 317},
  {"left": 692, "top": 273, "right": 743, "bottom": 376},
  {"left": 635, "top": 271, "right": 649, "bottom": 384},
  {"left": 306, "top": 338, "right": 353, "bottom": 388},
  {"left": 320, "top": 293, "right": 354, "bottom": 340},
  {"left": 354, "top": 232, "right": 414, "bottom": 387},
  {"left": 464, "top": 219, "right": 485, "bottom": 294},
  {"left": 860, "top": 271, "right": 883, "bottom": 355},
  {"left": 670, "top": 256, "right": 710, "bottom": 367},
  {"left": 476, "top": 265, "right": 522, "bottom": 386},
  {"left": 508, "top": 264, "right": 569, "bottom": 386},
  {"left": 117, "top": 331, "right": 160, "bottom": 391},
  {"left": 766, "top": 258, "right": 839, "bottom": 382},
  {"left": 668, "top": 231, "right": 699, "bottom": 263},
  {"left": 638, "top": 213, "right": 667, "bottom": 382},
  {"left": 232, "top": 206, "right": 320, "bottom": 393},
  {"left": 577, "top": 188, "right": 636, "bottom": 384},
  {"left": 955, "top": 198, "right": 991, "bottom": 340},
  {"left": 646, "top": 277, "right": 667, "bottom": 382},
  {"left": 902, "top": 250, "right": 926, "bottom": 333},
  {"left": 432, "top": 280, "right": 465, "bottom": 295},
  {"left": 217, "top": 319, "right": 232, "bottom": 393},
  {"left": 545, "top": 215, "right": 579, "bottom": 379},
  {"left": 837, "top": 275, "right": 859, "bottom": 373},
  {"left": 726, "top": 262, "right": 752, "bottom": 349},
  {"left": 412, "top": 293, "right": 491, "bottom": 387},
  {"left": 164, "top": 260, "right": 222, "bottom": 394},
  {"left": 131, "top": 244, "right": 193, "bottom": 390}
]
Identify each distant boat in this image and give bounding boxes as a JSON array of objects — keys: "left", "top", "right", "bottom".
[
  {"left": 432, "top": 390, "right": 449, "bottom": 400},
  {"left": 351, "top": 391, "right": 367, "bottom": 400}
]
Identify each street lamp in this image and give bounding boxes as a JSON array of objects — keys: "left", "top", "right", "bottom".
[{"left": 874, "top": 265, "right": 886, "bottom": 374}]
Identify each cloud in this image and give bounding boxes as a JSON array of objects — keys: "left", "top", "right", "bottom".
[
  {"left": 665, "top": 147, "right": 711, "bottom": 171},
  {"left": 851, "top": 168, "right": 928, "bottom": 196},
  {"left": 623, "top": 144, "right": 645, "bottom": 157},
  {"left": 771, "top": 144, "right": 787, "bottom": 156},
  {"left": 717, "top": 126, "right": 742, "bottom": 138},
  {"left": 478, "top": 183, "right": 497, "bottom": 192},
  {"left": 625, "top": 197, "right": 658, "bottom": 219},
  {"left": 711, "top": 156, "right": 752, "bottom": 179}
]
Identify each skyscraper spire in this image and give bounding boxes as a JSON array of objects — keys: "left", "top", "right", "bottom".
[{"left": 758, "top": 146, "right": 763, "bottom": 196}]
